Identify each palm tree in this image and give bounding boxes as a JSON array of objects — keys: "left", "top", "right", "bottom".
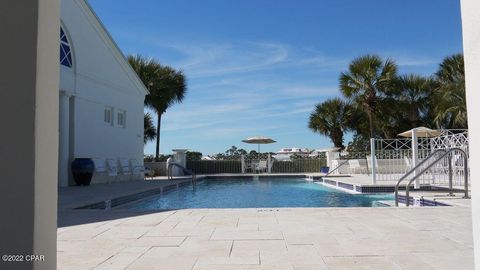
[
  {"left": 308, "top": 98, "right": 352, "bottom": 149},
  {"left": 144, "top": 113, "right": 156, "bottom": 144},
  {"left": 433, "top": 54, "right": 467, "bottom": 128},
  {"left": 375, "top": 74, "right": 437, "bottom": 137},
  {"left": 395, "top": 74, "right": 435, "bottom": 127},
  {"left": 128, "top": 55, "right": 187, "bottom": 158},
  {"left": 339, "top": 55, "right": 398, "bottom": 138}
]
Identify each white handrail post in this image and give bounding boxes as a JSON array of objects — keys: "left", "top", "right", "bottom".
[
  {"left": 241, "top": 154, "right": 245, "bottom": 174},
  {"left": 370, "top": 138, "right": 377, "bottom": 184},
  {"left": 411, "top": 128, "right": 420, "bottom": 189}
]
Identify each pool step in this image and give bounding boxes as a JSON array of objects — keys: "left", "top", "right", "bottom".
[{"left": 305, "top": 175, "right": 314, "bottom": 181}]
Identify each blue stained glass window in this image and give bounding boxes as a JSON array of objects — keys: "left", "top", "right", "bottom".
[{"left": 59, "top": 27, "right": 72, "bottom": 68}]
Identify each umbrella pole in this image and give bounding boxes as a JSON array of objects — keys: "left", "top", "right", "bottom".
[{"left": 258, "top": 144, "right": 260, "bottom": 153}]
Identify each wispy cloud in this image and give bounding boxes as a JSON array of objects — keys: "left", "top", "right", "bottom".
[
  {"left": 147, "top": 41, "right": 290, "bottom": 78},
  {"left": 138, "top": 39, "right": 443, "bottom": 154}
]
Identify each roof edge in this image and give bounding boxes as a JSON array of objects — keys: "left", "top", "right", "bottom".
[{"left": 77, "top": 0, "right": 149, "bottom": 96}]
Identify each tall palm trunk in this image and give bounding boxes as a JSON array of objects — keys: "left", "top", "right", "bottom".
[
  {"left": 409, "top": 106, "right": 418, "bottom": 128},
  {"left": 155, "top": 114, "right": 162, "bottom": 159},
  {"left": 367, "top": 111, "right": 375, "bottom": 139}
]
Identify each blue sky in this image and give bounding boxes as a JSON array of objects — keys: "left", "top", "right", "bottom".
[{"left": 89, "top": 0, "right": 463, "bottom": 156}]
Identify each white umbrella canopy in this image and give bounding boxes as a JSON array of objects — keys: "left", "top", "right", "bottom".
[
  {"left": 398, "top": 127, "right": 442, "bottom": 138},
  {"left": 242, "top": 136, "right": 276, "bottom": 152}
]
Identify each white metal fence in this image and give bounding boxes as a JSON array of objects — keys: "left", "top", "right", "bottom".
[
  {"left": 241, "top": 153, "right": 326, "bottom": 174},
  {"left": 370, "top": 130, "right": 469, "bottom": 184}
]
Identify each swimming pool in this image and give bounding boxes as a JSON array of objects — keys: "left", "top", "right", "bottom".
[{"left": 125, "top": 177, "right": 394, "bottom": 210}]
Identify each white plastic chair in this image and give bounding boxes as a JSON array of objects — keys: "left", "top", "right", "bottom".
[
  {"left": 130, "top": 159, "right": 144, "bottom": 175},
  {"left": 92, "top": 158, "right": 106, "bottom": 174},
  {"left": 120, "top": 158, "right": 132, "bottom": 175},
  {"left": 256, "top": 160, "right": 268, "bottom": 173},
  {"left": 404, "top": 157, "right": 413, "bottom": 171},
  {"left": 268, "top": 158, "right": 274, "bottom": 173},
  {"left": 106, "top": 159, "right": 118, "bottom": 176},
  {"left": 348, "top": 160, "right": 363, "bottom": 174}
]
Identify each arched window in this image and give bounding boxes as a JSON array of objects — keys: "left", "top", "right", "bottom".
[{"left": 60, "top": 27, "right": 73, "bottom": 68}]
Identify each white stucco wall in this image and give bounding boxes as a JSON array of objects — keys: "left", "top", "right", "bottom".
[
  {"left": 460, "top": 0, "right": 480, "bottom": 268},
  {"left": 59, "top": 0, "right": 147, "bottom": 185}
]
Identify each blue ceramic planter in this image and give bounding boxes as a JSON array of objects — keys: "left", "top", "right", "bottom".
[{"left": 71, "top": 158, "right": 95, "bottom": 186}]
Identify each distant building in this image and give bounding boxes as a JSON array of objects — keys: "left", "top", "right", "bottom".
[
  {"left": 201, "top": 156, "right": 217, "bottom": 161},
  {"left": 58, "top": 0, "right": 148, "bottom": 186},
  {"left": 274, "top": 148, "right": 310, "bottom": 161}
]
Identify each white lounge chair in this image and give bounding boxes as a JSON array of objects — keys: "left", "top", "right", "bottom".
[
  {"left": 404, "top": 157, "right": 413, "bottom": 171},
  {"left": 244, "top": 160, "right": 256, "bottom": 173},
  {"left": 130, "top": 159, "right": 144, "bottom": 175},
  {"left": 255, "top": 160, "right": 268, "bottom": 173},
  {"left": 92, "top": 158, "right": 107, "bottom": 174},
  {"left": 120, "top": 158, "right": 132, "bottom": 175},
  {"left": 106, "top": 159, "right": 118, "bottom": 176},
  {"left": 267, "top": 158, "right": 274, "bottom": 173},
  {"left": 348, "top": 160, "right": 363, "bottom": 174}
]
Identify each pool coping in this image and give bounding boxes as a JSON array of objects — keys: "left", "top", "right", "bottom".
[
  {"left": 75, "top": 178, "right": 202, "bottom": 210},
  {"left": 318, "top": 177, "right": 456, "bottom": 206}
]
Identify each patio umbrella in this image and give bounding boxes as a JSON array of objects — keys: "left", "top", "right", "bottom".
[
  {"left": 398, "top": 127, "right": 442, "bottom": 138},
  {"left": 242, "top": 136, "right": 276, "bottom": 153}
]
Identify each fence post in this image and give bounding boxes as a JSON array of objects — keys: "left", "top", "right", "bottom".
[
  {"left": 411, "top": 128, "right": 420, "bottom": 189},
  {"left": 267, "top": 153, "right": 272, "bottom": 173},
  {"left": 370, "top": 138, "right": 377, "bottom": 184},
  {"left": 448, "top": 154, "right": 453, "bottom": 195},
  {"left": 241, "top": 155, "right": 245, "bottom": 174}
]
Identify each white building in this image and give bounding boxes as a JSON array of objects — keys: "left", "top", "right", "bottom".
[
  {"left": 58, "top": 0, "right": 148, "bottom": 186},
  {"left": 274, "top": 147, "right": 310, "bottom": 161}
]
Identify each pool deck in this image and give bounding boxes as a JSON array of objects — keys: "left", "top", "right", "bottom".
[
  {"left": 57, "top": 177, "right": 474, "bottom": 270},
  {"left": 58, "top": 178, "right": 194, "bottom": 210}
]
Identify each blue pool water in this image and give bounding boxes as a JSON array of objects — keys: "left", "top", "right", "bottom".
[{"left": 126, "top": 178, "right": 394, "bottom": 210}]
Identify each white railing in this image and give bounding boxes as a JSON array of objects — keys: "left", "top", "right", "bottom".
[
  {"left": 369, "top": 130, "right": 469, "bottom": 184},
  {"left": 241, "top": 154, "right": 327, "bottom": 174},
  {"left": 430, "top": 130, "right": 468, "bottom": 152}
]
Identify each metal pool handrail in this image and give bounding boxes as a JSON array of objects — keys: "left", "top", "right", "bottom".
[
  {"left": 167, "top": 163, "right": 197, "bottom": 186},
  {"left": 404, "top": 148, "right": 468, "bottom": 206},
  {"left": 323, "top": 160, "right": 349, "bottom": 178},
  {"left": 394, "top": 149, "right": 446, "bottom": 206},
  {"left": 394, "top": 148, "right": 469, "bottom": 206}
]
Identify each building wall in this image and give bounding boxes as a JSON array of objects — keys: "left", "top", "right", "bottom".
[
  {"left": 60, "top": 0, "right": 146, "bottom": 185},
  {"left": 460, "top": 0, "right": 480, "bottom": 268}
]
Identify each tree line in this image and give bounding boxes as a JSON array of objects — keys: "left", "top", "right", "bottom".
[{"left": 308, "top": 54, "right": 466, "bottom": 151}]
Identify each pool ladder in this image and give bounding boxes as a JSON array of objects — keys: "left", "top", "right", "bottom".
[
  {"left": 394, "top": 148, "right": 469, "bottom": 207},
  {"left": 167, "top": 163, "right": 197, "bottom": 187}
]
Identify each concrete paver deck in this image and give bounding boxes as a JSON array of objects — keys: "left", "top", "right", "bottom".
[{"left": 58, "top": 206, "right": 474, "bottom": 270}]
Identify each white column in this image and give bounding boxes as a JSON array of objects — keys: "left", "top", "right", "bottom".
[
  {"left": 0, "top": 1, "right": 60, "bottom": 269},
  {"left": 370, "top": 138, "right": 377, "bottom": 184},
  {"left": 58, "top": 91, "right": 71, "bottom": 187},
  {"left": 460, "top": 1, "right": 480, "bottom": 268},
  {"left": 411, "top": 128, "right": 419, "bottom": 189},
  {"left": 172, "top": 149, "right": 187, "bottom": 176},
  {"left": 326, "top": 150, "right": 340, "bottom": 168}
]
